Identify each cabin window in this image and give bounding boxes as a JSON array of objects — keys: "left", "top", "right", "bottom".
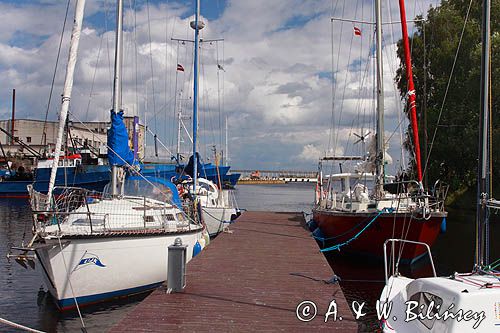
[
  {"left": 163, "top": 214, "right": 176, "bottom": 222},
  {"left": 176, "top": 213, "right": 185, "bottom": 221},
  {"left": 409, "top": 292, "right": 443, "bottom": 329},
  {"left": 26, "top": 137, "right": 31, "bottom": 143},
  {"left": 144, "top": 215, "right": 155, "bottom": 223}
]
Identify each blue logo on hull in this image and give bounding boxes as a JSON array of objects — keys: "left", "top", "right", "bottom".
[{"left": 78, "top": 254, "right": 106, "bottom": 268}]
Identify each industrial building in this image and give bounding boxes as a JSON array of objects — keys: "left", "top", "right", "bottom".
[{"left": 0, "top": 117, "right": 145, "bottom": 160}]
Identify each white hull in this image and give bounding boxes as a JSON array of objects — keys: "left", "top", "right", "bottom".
[
  {"left": 187, "top": 178, "right": 240, "bottom": 236},
  {"left": 202, "top": 206, "right": 237, "bottom": 236},
  {"left": 35, "top": 230, "right": 203, "bottom": 309},
  {"left": 380, "top": 275, "right": 500, "bottom": 332}
]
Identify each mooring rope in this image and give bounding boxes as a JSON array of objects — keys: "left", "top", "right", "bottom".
[
  {"left": 0, "top": 317, "right": 45, "bottom": 333},
  {"left": 319, "top": 208, "right": 393, "bottom": 252}
]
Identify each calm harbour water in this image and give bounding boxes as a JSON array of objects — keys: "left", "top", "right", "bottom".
[{"left": 0, "top": 183, "right": 498, "bottom": 332}]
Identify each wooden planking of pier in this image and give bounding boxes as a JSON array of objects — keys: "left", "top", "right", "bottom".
[{"left": 110, "top": 211, "right": 357, "bottom": 332}]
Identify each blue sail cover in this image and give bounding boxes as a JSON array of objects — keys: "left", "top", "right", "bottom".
[
  {"left": 184, "top": 153, "right": 203, "bottom": 178},
  {"left": 108, "top": 110, "right": 136, "bottom": 166}
]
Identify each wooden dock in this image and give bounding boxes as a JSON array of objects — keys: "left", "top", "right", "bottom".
[{"left": 110, "top": 211, "right": 357, "bottom": 332}]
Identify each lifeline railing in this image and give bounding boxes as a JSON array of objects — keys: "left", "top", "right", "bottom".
[
  {"left": 28, "top": 185, "right": 198, "bottom": 235},
  {"left": 383, "top": 238, "right": 437, "bottom": 283}
]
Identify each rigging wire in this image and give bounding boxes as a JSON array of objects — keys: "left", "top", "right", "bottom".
[
  {"left": 133, "top": 0, "right": 138, "bottom": 120},
  {"left": 216, "top": 41, "right": 223, "bottom": 154},
  {"left": 333, "top": 0, "right": 357, "bottom": 156},
  {"left": 84, "top": 28, "right": 105, "bottom": 121},
  {"left": 167, "top": 6, "right": 171, "bottom": 147},
  {"left": 334, "top": 0, "right": 362, "bottom": 172},
  {"left": 423, "top": 0, "right": 474, "bottom": 179},
  {"left": 146, "top": 0, "right": 158, "bottom": 145},
  {"left": 384, "top": 0, "right": 407, "bottom": 171},
  {"left": 104, "top": 0, "right": 114, "bottom": 98},
  {"left": 327, "top": 0, "right": 343, "bottom": 156},
  {"left": 41, "top": 0, "right": 72, "bottom": 148}
]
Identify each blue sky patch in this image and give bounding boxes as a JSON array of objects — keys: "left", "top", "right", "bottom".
[
  {"left": 9, "top": 31, "right": 49, "bottom": 49},
  {"left": 318, "top": 71, "right": 334, "bottom": 82}
]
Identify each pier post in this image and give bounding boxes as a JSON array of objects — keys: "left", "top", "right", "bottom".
[{"left": 167, "top": 237, "right": 188, "bottom": 293}]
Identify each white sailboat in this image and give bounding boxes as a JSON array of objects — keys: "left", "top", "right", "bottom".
[
  {"left": 11, "top": 0, "right": 207, "bottom": 310},
  {"left": 185, "top": 177, "right": 239, "bottom": 236},
  {"left": 379, "top": 0, "right": 500, "bottom": 331}
]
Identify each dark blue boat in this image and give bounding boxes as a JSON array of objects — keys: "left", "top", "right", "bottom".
[
  {"left": 0, "top": 155, "right": 110, "bottom": 198},
  {"left": 140, "top": 162, "right": 239, "bottom": 186}
]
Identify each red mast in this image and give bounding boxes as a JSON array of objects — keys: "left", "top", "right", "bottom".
[{"left": 398, "top": 0, "right": 423, "bottom": 182}]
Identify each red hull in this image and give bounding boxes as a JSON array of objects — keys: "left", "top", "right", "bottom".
[{"left": 313, "top": 208, "right": 445, "bottom": 261}]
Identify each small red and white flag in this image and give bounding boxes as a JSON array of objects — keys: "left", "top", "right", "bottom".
[
  {"left": 353, "top": 26, "right": 362, "bottom": 36},
  {"left": 177, "top": 64, "right": 185, "bottom": 72}
]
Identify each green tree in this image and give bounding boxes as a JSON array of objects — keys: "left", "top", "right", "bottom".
[{"left": 396, "top": 0, "right": 500, "bottom": 197}]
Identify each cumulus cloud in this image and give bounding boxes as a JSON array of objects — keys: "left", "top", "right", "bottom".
[
  {"left": 298, "top": 144, "right": 321, "bottom": 161},
  {"left": 0, "top": 0, "right": 439, "bottom": 171}
]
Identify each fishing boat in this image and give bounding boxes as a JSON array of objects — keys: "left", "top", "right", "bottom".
[
  {"left": 9, "top": 0, "right": 207, "bottom": 310},
  {"left": 379, "top": 0, "right": 500, "bottom": 330},
  {"left": 312, "top": 0, "right": 447, "bottom": 262},
  {"left": 140, "top": 161, "right": 240, "bottom": 187},
  {"left": 0, "top": 153, "right": 110, "bottom": 198}
]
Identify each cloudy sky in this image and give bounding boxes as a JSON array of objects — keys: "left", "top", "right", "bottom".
[{"left": 0, "top": 0, "right": 441, "bottom": 172}]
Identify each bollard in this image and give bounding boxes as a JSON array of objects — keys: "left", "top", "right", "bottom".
[{"left": 167, "top": 237, "right": 188, "bottom": 292}]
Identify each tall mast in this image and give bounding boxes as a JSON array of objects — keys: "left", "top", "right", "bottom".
[
  {"left": 225, "top": 115, "right": 228, "bottom": 165},
  {"left": 191, "top": 0, "right": 203, "bottom": 194},
  {"left": 176, "top": 91, "right": 183, "bottom": 162},
  {"left": 398, "top": 0, "right": 423, "bottom": 183},
  {"left": 375, "top": 0, "right": 385, "bottom": 196},
  {"left": 47, "top": 0, "right": 86, "bottom": 201},
  {"left": 111, "top": 0, "right": 124, "bottom": 196},
  {"left": 475, "top": 0, "right": 491, "bottom": 268},
  {"left": 11, "top": 89, "right": 15, "bottom": 145}
]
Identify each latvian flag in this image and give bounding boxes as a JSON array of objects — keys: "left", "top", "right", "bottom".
[
  {"left": 353, "top": 26, "right": 361, "bottom": 36},
  {"left": 177, "top": 64, "right": 185, "bottom": 72}
]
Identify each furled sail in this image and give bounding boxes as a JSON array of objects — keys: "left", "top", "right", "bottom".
[
  {"left": 185, "top": 153, "right": 203, "bottom": 178},
  {"left": 107, "top": 110, "right": 136, "bottom": 166}
]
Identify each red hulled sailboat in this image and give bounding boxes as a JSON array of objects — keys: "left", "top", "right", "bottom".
[{"left": 312, "top": 0, "right": 447, "bottom": 262}]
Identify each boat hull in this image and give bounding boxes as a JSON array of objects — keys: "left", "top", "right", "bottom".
[
  {"left": 140, "top": 163, "right": 239, "bottom": 187},
  {"left": 0, "top": 165, "right": 110, "bottom": 198},
  {"left": 35, "top": 230, "right": 202, "bottom": 310},
  {"left": 202, "top": 206, "right": 238, "bottom": 237},
  {"left": 312, "top": 208, "right": 445, "bottom": 262}
]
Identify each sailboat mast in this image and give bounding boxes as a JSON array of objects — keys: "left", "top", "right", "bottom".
[
  {"left": 475, "top": 0, "right": 491, "bottom": 268},
  {"left": 398, "top": 0, "right": 423, "bottom": 183},
  {"left": 177, "top": 91, "right": 183, "bottom": 162},
  {"left": 225, "top": 115, "right": 228, "bottom": 165},
  {"left": 375, "top": 0, "right": 385, "bottom": 195},
  {"left": 191, "top": 0, "right": 202, "bottom": 194},
  {"left": 111, "top": 0, "right": 124, "bottom": 196},
  {"left": 47, "top": 0, "right": 86, "bottom": 201}
]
